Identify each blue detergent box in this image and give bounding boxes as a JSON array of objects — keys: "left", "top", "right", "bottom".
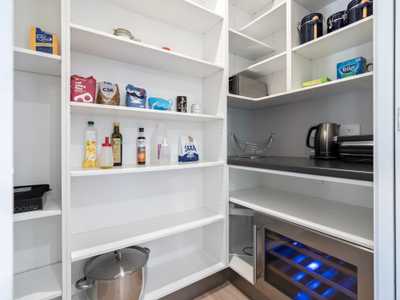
[{"left": 337, "top": 57, "right": 366, "bottom": 79}]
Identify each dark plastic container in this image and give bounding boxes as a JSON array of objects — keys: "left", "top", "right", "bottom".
[
  {"left": 298, "top": 13, "right": 323, "bottom": 44},
  {"left": 327, "top": 11, "right": 347, "bottom": 33},
  {"left": 347, "top": 0, "right": 373, "bottom": 24},
  {"left": 14, "top": 184, "right": 51, "bottom": 213}
]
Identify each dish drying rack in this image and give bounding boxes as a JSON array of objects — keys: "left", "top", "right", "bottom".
[{"left": 231, "top": 132, "right": 275, "bottom": 159}]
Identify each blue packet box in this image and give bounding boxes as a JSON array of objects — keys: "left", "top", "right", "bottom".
[{"left": 337, "top": 57, "right": 366, "bottom": 79}]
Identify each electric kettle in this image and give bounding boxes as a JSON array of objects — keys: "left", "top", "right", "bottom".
[{"left": 306, "top": 122, "right": 340, "bottom": 159}]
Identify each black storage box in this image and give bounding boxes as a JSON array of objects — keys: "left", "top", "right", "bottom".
[{"left": 14, "top": 184, "right": 51, "bottom": 213}]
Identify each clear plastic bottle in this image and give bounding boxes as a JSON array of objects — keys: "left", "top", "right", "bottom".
[
  {"left": 159, "top": 137, "right": 170, "bottom": 165},
  {"left": 82, "top": 121, "right": 98, "bottom": 169}
]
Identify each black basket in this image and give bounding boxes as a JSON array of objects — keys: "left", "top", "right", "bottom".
[{"left": 14, "top": 184, "right": 51, "bottom": 213}]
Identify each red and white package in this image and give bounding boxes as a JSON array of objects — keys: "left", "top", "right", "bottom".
[{"left": 70, "top": 75, "right": 96, "bottom": 103}]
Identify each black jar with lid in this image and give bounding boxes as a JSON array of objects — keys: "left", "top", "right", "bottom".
[
  {"left": 298, "top": 13, "right": 323, "bottom": 44},
  {"left": 327, "top": 11, "right": 347, "bottom": 33},
  {"left": 347, "top": 0, "right": 373, "bottom": 24}
]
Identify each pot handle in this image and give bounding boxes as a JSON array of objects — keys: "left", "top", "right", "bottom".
[
  {"left": 75, "top": 277, "right": 94, "bottom": 290},
  {"left": 306, "top": 125, "right": 318, "bottom": 149}
]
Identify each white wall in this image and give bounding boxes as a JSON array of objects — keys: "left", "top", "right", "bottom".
[{"left": 0, "top": 0, "right": 14, "bottom": 299}]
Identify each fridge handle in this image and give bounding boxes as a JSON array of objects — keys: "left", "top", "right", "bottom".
[{"left": 254, "top": 225, "right": 263, "bottom": 282}]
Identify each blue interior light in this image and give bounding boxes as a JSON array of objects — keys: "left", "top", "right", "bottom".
[
  {"left": 292, "top": 272, "right": 306, "bottom": 282},
  {"left": 306, "top": 279, "right": 321, "bottom": 290},
  {"left": 293, "top": 254, "right": 307, "bottom": 264},
  {"left": 321, "top": 288, "right": 336, "bottom": 299},
  {"left": 306, "top": 260, "right": 322, "bottom": 271},
  {"left": 294, "top": 291, "right": 311, "bottom": 300},
  {"left": 322, "top": 267, "right": 338, "bottom": 279}
]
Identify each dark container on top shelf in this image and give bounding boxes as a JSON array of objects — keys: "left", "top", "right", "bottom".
[
  {"left": 298, "top": 13, "right": 323, "bottom": 44},
  {"left": 347, "top": 0, "right": 373, "bottom": 24},
  {"left": 327, "top": 11, "right": 348, "bottom": 33}
]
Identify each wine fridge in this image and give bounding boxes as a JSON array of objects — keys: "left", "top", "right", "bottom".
[{"left": 254, "top": 213, "right": 373, "bottom": 300}]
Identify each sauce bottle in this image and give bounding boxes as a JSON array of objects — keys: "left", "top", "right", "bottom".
[
  {"left": 100, "top": 137, "right": 113, "bottom": 169},
  {"left": 137, "top": 127, "right": 146, "bottom": 165},
  {"left": 112, "top": 122, "right": 123, "bottom": 166}
]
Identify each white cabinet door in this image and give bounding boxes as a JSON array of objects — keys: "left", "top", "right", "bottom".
[
  {"left": 0, "top": 0, "right": 14, "bottom": 299},
  {"left": 376, "top": 0, "right": 396, "bottom": 300}
]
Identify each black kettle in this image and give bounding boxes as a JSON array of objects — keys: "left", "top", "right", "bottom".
[{"left": 306, "top": 122, "right": 340, "bottom": 159}]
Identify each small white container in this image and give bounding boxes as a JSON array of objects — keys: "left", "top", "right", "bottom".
[{"left": 191, "top": 104, "right": 201, "bottom": 114}]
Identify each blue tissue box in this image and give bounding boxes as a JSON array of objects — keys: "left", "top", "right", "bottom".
[{"left": 337, "top": 57, "right": 366, "bottom": 79}]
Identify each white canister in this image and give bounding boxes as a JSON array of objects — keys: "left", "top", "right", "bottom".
[{"left": 191, "top": 104, "right": 201, "bottom": 114}]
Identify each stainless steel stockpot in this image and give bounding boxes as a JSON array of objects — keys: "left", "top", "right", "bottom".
[{"left": 76, "top": 246, "right": 150, "bottom": 300}]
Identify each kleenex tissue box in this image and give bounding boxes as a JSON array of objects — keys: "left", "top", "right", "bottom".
[{"left": 337, "top": 57, "right": 366, "bottom": 79}]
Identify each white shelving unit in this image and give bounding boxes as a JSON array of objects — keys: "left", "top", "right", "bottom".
[
  {"left": 229, "top": 72, "right": 373, "bottom": 108},
  {"left": 65, "top": 0, "right": 228, "bottom": 299},
  {"left": 228, "top": 0, "right": 375, "bottom": 289},
  {"left": 228, "top": 1, "right": 374, "bottom": 105},
  {"left": 109, "top": 0, "right": 223, "bottom": 34},
  {"left": 70, "top": 102, "right": 224, "bottom": 122},
  {"left": 243, "top": 51, "right": 286, "bottom": 77},
  {"left": 229, "top": 28, "right": 273, "bottom": 60},
  {"left": 14, "top": 47, "right": 61, "bottom": 76},
  {"left": 70, "top": 24, "right": 223, "bottom": 78},
  {"left": 229, "top": 164, "right": 373, "bottom": 187},
  {"left": 14, "top": 0, "right": 228, "bottom": 298},
  {"left": 14, "top": 263, "right": 62, "bottom": 300},
  {"left": 239, "top": 1, "right": 287, "bottom": 40},
  {"left": 71, "top": 208, "right": 224, "bottom": 262},
  {"left": 230, "top": 187, "right": 373, "bottom": 249},
  {"left": 13, "top": 0, "right": 63, "bottom": 298},
  {"left": 292, "top": 16, "right": 373, "bottom": 60},
  {"left": 70, "top": 161, "right": 224, "bottom": 177},
  {"left": 145, "top": 251, "right": 225, "bottom": 300},
  {"left": 14, "top": 200, "right": 61, "bottom": 223}
]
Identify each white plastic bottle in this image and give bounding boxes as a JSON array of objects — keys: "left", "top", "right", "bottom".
[
  {"left": 159, "top": 137, "right": 170, "bottom": 165},
  {"left": 100, "top": 136, "right": 113, "bottom": 169}
]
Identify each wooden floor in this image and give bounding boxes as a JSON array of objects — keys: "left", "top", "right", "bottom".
[{"left": 195, "top": 282, "right": 250, "bottom": 300}]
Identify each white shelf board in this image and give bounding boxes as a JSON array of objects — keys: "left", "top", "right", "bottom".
[
  {"left": 294, "top": 0, "right": 337, "bottom": 11},
  {"left": 144, "top": 251, "right": 226, "bottom": 300},
  {"left": 240, "top": 1, "right": 286, "bottom": 40},
  {"left": 111, "top": 0, "right": 223, "bottom": 34},
  {"left": 228, "top": 72, "right": 373, "bottom": 109},
  {"left": 230, "top": 0, "right": 273, "bottom": 15},
  {"left": 14, "top": 47, "right": 61, "bottom": 76},
  {"left": 70, "top": 161, "right": 224, "bottom": 177},
  {"left": 70, "top": 24, "right": 224, "bottom": 78},
  {"left": 241, "top": 52, "right": 286, "bottom": 78},
  {"left": 293, "top": 17, "right": 373, "bottom": 60},
  {"left": 230, "top": 187, "right": 373, "bottom": 249},
  {"left": 228, "top": 93, "right": 260, "bottom": 109},
  {"left": 229, "top": 29, "right": 273, "bottom": 60},
  {"left": 14, "top": 263, "right": 62, "bottom": 300},
  {"left": 229, "top": 165, "right": 373, "bottom": 187},
  {"left": 70, "top": 102, "right": 223, "bottom": 122},
  {"left": 71, "top": 208, "right": 225, "bottom": 262},
  {"left": 14, "top": 200, "right": 61, "bottom": 222}
]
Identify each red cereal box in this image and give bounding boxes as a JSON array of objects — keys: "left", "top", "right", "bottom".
[{"left": 70, "top": 75, "right": 96, "bottom": 103}]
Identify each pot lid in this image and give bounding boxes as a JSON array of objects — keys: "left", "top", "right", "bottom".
[{"left": 84, "top": 246, "right": 150, "bottom": 280}]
